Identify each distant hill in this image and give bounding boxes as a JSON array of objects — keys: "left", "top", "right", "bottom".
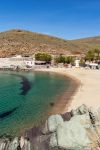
[
  {"left": 73, "top": 36, "right": 100, "bottom": 52},
  {"left": 0, "top": 29, "right": 100, "bottom": 57}
]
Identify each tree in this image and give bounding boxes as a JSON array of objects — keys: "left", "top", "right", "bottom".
[
  {"left": 35, "top": 53, "right": 52, "bottom": 62},
  {"left": 94, "top": 49, "right": 100, "bottom": 55},
  {"left": 55, "top": 55, "right": 75, "bottom": 64},
  {"left": 85, "top": 49, "right": 100, "bottom": 61},
  {"left": 94, "top": 49, "right": 100, "bottom": 60},
  {"left": 65, "top": 56, "right": 75, "bottom": 64},
  {"left": 79, "top": 59, "right": 85, "bottom": 67},
  {"left": 85, "top": 50, "right": 95, "bottom": 61},
  {"left": 55, "top": 55, "right": 65, "bottom": 63}
]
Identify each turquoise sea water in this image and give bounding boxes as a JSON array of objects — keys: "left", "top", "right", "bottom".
[{"left": 0, "top": 71, "right": 70, "bottom": 136}]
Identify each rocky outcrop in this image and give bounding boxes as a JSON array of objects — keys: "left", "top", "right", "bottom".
[
  {"left": 40, "top": 104, "right": 100, "bottom": 150},
  {"left": 49, "top": 115, "right": 91, "bottom": 150},
  {"left": 0, "top": 136, "right": 31, "bottom": 150},
  {"left": 1, "top": 104, "right": 100, "bottom": 150}
]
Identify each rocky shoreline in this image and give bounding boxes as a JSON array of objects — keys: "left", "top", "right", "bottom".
[{"left": 1, "top": 104, "right": 100, "bottom": 149}]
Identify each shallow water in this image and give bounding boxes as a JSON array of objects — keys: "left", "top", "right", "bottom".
[{"left": 0, "top": 71, "right": 70, "bottom": 136}]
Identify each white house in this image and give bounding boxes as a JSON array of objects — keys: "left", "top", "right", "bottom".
[
  {"left": 25, "top": 60, "right": 35, "bottom": 68},
  {"left": 75, "top": 59, "right": 80, "bottom": 68},
  {"left": 0, "top": 55, "right": 35, "bottom": 69}
]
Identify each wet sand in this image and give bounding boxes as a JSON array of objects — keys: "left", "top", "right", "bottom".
[
  {"left": 36, "top": 67, "right": 100, "bottom": 113},
  {"left": 35, "top": 67, "right": 80, "bottom": 114},
  {"left": 49, "top": 73, "right": 80, "bottom": 115}
]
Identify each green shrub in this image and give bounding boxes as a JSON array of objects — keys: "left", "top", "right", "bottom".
[{"left": 35, "top": 53, "right": 52, "bottom": 62}]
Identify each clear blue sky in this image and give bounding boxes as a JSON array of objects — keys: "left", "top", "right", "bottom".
[{"left": 0, "top": 0, "right": 100, "bottom": 39}]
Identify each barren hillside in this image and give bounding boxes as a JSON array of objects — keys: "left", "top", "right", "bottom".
[{"left": 0, "top": 29, "right": 100, "bottom": 57}]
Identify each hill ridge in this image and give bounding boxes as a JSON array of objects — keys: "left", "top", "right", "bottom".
[{"left": 0, "top": 29, "right": 100, "bottom": 57}]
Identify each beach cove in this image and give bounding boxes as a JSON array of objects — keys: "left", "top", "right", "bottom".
[
  {"left": 0, "top": 67, "right": 99, "bottom": 137},
  {"left": 0, "top": 70, "right": 74, "bottom": 136},
  {"left": 0, "top": 68, "right": 100, "bottom": 149}
]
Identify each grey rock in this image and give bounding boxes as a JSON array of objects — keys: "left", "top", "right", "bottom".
[
  {"left": 48, "top": 115, "right": 63, "bottom": 133},
  {"left": 8, "top": 137, "right": 19, "bottom": 150},
  {"left": 88, "top": 107, "right": 97, "bottom": 125},
  {"left": 0, "top": 105, "right": 100, "bottom": 150},
  {"left": 71, "top": 109, "right": 78, "bottom": 116},
  {"left": 0, "top": 141, "right": 6, "bottom": 150},
  {"left": 50, "top": 115, "right": 91, "bottom": 150},
  {"left": 19, "top": 136, "right": 25, "bottom": 149},
  {"left": 49, "top": 133, "right": 57, "bottom": 148},
  {"left": 77, "top": 104, "right": 89, "bottom": 114},
  {"left": 0, "top": 138, "right": 10, "bottom": 150},
  {"left": 42, "top": 120, "right": 48, "bottom": 134},
  {"left": 23, "top": 139, "right": 31, "bottom": 150},
  {"left": 71, "top": 104, "right": 89, "bottom": 116}
]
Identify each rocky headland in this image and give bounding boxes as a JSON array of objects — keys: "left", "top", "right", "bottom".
[{"left": 0, "top": 104, "right": 100, "bottom": 150}]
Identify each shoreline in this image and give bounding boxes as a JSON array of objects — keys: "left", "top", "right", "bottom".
[
  {"left": 24, "top": 67, "right": 81, "bottom": 148},
  {"left": 0, "top": 67, "right": 100, "bottom": 149},
  {"left": 35, "top": 67, "right": 100, "bottom": 112},
  {"left": 1, "top": 67, "right": 100, "bottom": 137},
  {"left": 35, "top": 67, "right": 81, "bottom": 114},
  {"left": 0, "top": 68, "right": 79, "bottom": 137}
]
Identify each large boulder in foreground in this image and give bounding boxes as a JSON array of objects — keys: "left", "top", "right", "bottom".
[
  {"left": 50, "top": 115, "right": 91, "bottom": 150},
  {"left": 57, "top": 122, "right": 90, "bottom": 150},
  {"left": 1, "top": 104, "right": 100, "bottom": 150}
]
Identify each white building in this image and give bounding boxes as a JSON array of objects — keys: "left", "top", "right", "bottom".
[
  {"left": 75, "top": 59, "right": 80, "bottom": 68},
  {"left": 25, "top": 60, "right": 35, "bottom": 68},
  {"left": 0, "top": 55, "right": 35, "bottom": 69},
  {"left": 85, "top": 61, "right": 98, "bottom": 69}
]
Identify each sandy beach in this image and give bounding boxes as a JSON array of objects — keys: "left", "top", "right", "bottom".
[{"left": 36, "top": 67, "right": 100, "bottom": 113}]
